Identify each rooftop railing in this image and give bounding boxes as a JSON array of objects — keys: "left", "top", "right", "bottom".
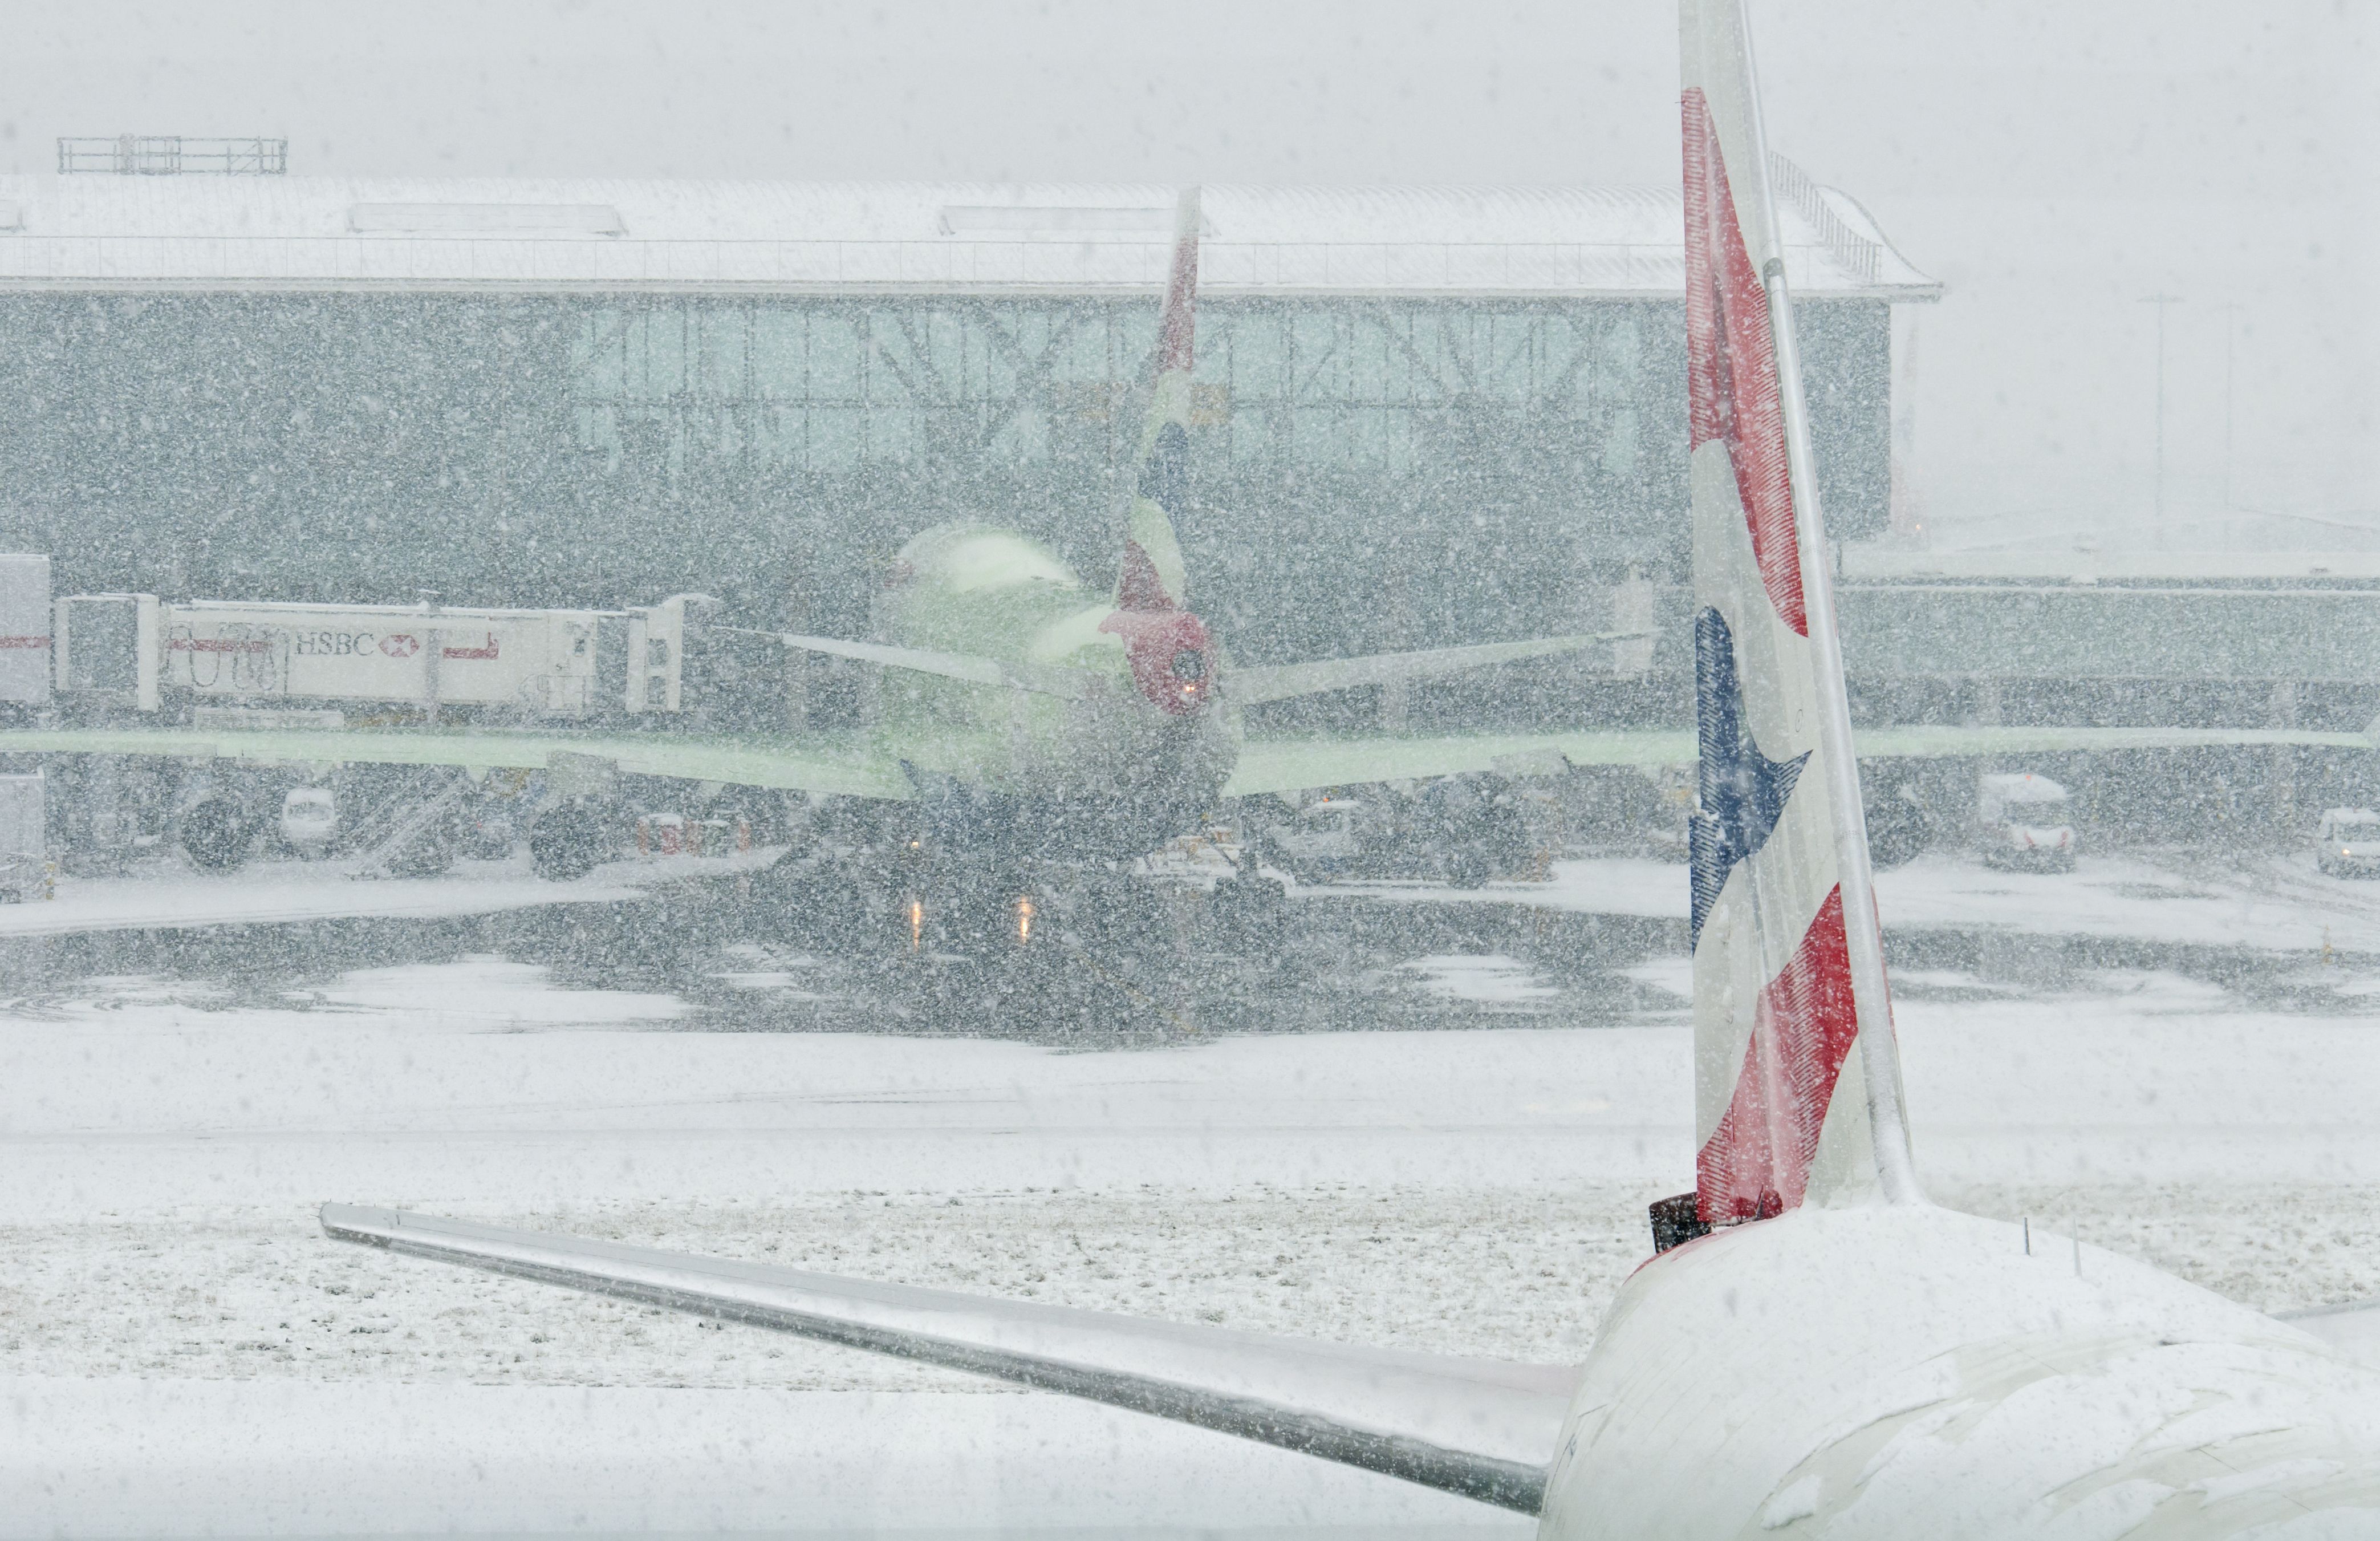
[
  {"left": 57, "top": 136, "right": 287, "bottom": 176},
  {"left": 1768, "top": 153, "right": 1879, "bottom": 286}
]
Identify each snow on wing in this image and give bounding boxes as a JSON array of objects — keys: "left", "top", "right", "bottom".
[
  {"left": 1219, "top": 724, "right": 2370, "bottom": 802},
  {"left": 1681, "top": 0, "right": 1886, "bottom": 1225},
  {"left": 1226, "top": 631, "right": 1640, "bottom": 708},
  {"left": 764, "top": 631, "right": 1094, "bottom": 699},
  {"left": 319, "top": 1205, "right": 1581, "bottom": 1514}
]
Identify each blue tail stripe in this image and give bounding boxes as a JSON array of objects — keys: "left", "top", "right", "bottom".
[{"left": 1689, "top": 605, "right": 1807, "bottom": 946}]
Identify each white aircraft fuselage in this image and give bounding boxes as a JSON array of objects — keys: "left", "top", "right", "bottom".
[{"left": 1538, "top": 1204, "right": 2380, "bottom": 1536}]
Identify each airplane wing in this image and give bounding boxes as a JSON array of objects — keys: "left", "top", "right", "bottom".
[
  {"left": 755, "top": 631, "right": 1092, "bottom": 700},
  {"left": 1854, "top": 724, "right": 2371, "bottom": 757},
  {"left": 1227, "top": 724, "right": 2372, "bottom": 799},
  {"left": 1226, "top": 730, "right": 1689, "bottom": 797},
  {"left": 319, "top": 1204, "right": 1577, "bottom": 1515},
  {"left": 0, "top": 726, "right": 914, "bottom": 800},
  {"left": 1228, "top": 632, "right": 1646, "bottom": 708}
]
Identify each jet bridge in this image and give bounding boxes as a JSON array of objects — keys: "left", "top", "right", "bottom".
[{"left": 54, "top": 591, "right": 693, "bottom": 719}]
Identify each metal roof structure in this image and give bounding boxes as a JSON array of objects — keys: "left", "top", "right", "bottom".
[{"left": 0, "top": 174, "right": 1938, "bottom": 300}]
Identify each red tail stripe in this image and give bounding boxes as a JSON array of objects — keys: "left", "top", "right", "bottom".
[
  {"left": 1157, "top": 233, "right": 1198, "bottom": 377},
  {"left": 1116, "top": 539, "right": 1173, "bottom": 613},
  {"left": 1683, "top": 88, "right": 1807, "bottom": 636},
  {"left": 1099, "top": 604, "right": 1209, "bottom": 718},
  {"left": 1695, "top": 885, "right": 1861, "bottom": 1224}
]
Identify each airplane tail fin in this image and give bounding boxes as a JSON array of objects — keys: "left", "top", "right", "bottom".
[
  {"left": 1677, "top": 0, "right": 1920, "bottom": 1232},
  {"left": 1116, "top": 187, "right": 1201, "bottom": 613}
]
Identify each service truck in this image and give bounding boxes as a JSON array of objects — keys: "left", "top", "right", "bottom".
[
  {"left": 0, "top": 772, "right": 50, "bottom": 901},
  {"left": 1259, "top": 774, "right": 1537, "bottom": 889}
]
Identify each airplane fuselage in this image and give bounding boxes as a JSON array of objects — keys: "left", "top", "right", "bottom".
[
  {"left": 1538, "top": 1203, "right": 2380, "bottom": 1536},
  {"left": 867, "top": 524, "right": 1237, "bottom": 859}
]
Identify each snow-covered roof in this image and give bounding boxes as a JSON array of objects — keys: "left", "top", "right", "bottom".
[{"left": 0, "top": 177, "right": 1938, "bottom": 300}]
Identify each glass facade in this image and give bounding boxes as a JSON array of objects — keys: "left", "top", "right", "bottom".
[{"left": 0, "top": 290, "right": 1888, "bottom": 664}]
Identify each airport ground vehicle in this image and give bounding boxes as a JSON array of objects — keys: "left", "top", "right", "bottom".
[
  {"left": 1260, "top": 796, "right": 1368, "bottom": 879},
  {"left": 0, "top": 772, "right": 49, "bottom": 901},
  {"left": 276, "top": 788, "right": 336, "bottom": 856},
  {"left": 2316, "top": 805, "right": 2380, "bottom": 876},
  {"left": 1977, "top": 771, "right": 2076, "bottom": 872},
  {"left": 1260, "top": 777, "right": 1534, "bottom": 889}
]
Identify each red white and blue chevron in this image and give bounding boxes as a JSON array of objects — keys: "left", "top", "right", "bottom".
[{"left": 1681, "top": 10, "right": 1890, "bottom": 1227}]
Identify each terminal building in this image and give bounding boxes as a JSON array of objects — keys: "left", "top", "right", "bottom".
[{"left": 0, "top": 156, "right": 1936, "bottom": 676}]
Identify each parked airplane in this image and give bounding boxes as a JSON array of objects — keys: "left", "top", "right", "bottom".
[
  {"left": 741, "top": 190, "right": 1636, "bottom": 866},
  {"left": 322, "top": 2, "right": 2380, "bottom": 1530}
]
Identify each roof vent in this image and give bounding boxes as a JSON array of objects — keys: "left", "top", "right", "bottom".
[
  {"left": 939, "top": 205, "right": 1180, "bottom": 236},
  {"left": 347, "top": 203, "right": 626, "bottom": 236}
]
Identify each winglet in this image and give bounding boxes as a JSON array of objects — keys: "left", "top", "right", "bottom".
[{"left": 1118, "top": 187, "right": 1201, "bottom": 613}]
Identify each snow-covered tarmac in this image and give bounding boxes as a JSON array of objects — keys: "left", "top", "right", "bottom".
[
  {"left": 0, "top": 845, "right": 787, "bottom": 940},
  {"left": 1314, "top": 846, "right": 2380, "bottom": 954},
  {"left": 4, "top": 852, "right": 2379, "bottom": 1535},
  {"left": 0, "top": 861, "right": 629, "bottom": 939}
]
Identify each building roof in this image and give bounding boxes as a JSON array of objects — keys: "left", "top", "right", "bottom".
[{"left": 0, "top": 176, "right": 1938, "bottom": 302}]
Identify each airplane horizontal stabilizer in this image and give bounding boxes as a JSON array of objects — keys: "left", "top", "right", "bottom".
[
  {"left": 1229, "top": 632, "right": 1647, "bottom": 708},
  {"left": 763, "top": 631, "right": 1092, "bottom": 699},
  {"left": 320, "top": 1204, "right": 1577, "bottom": 1514}
]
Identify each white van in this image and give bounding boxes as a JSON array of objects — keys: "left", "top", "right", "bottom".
[
  {"left": 1263, "top": 797, "right": 1367, "bottom": 879},
  {"left": 2317, "top": 807, "right": 2380, "bottom": 878},
  {"left": 278, "top": 788, "right": 338, "bottom": 857},
  {"left": 1978, "top": 772, "right": 2076, "bottom": 873}
]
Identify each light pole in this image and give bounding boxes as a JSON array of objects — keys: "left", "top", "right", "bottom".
[
  {"left": 2215, "top": 301, "right": 2243, "bottom": 511},
  {"left": 2141, "top": 293, "right": 2185, "bottom": 542}
]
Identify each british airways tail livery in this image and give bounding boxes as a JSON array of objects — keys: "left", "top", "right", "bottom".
[
  {"left": 1680, "top": 0, "right": 1920, "bottom": 1231},
  {"left": 321, "top": 3, "right": 2380, "bottom": 1532},
  {"left": 1117, "top": 185, "right": 1200, "bottom": 615}
]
